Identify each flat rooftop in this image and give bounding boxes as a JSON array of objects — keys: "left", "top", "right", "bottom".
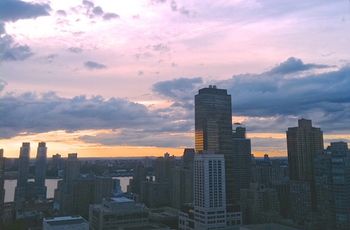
[{"left": 44, "top": 216, "right": 88, "bottom": 226}]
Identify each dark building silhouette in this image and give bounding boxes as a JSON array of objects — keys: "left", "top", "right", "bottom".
[
  {"left": 314, "top": 142, "right": 350, "bottom": 230},
  {"left": 54, "top": 153, "right": 115, "bottom": 218},
  {"left": 128, "top": 163, "right": 147, "bottom": 195},
  {"left": 232, "top": 124, "right": 251, "bottom": 203},
  {"left": 141, "top": 153, "right": 176, "bottom": 208},
  {"left": 154, "top": 152, "right": 176, "bottom": 183},
  {"left": 171, "top": 148, "right": 195, "bottom": 209},
  {"left": 287, "top": 119, "right": 324, "bottom": 222},
  {"left": 35, "top": 142, "right": 47, "bottom": 200},
  {"left": 195, "top": 85, "right": 235, "bottom": 208},
  {"left": 14, "top": 142, "right": 30, "bottom": 207}
]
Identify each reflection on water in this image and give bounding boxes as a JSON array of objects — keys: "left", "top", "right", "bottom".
[{"left": 4, "top": 177, "right": 131, "bottom": 203}]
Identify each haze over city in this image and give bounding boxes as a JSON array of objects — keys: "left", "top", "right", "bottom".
[{"left": 1, "top": 0, "right": 350, "bottom": 157}]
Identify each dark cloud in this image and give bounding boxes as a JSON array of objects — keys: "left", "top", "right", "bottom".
[
  {"left": 153, "top": 77, "right": 203, "bottom": 103},
  {"left": 0, "top": 35, "right": 33, "bottom": 61},
  {"left": 68, "top": 47, "right": 83, "bottom": 53},
  {"left": 82, "top": 0, "right": 94, "bottom": 9},
  {"left": 269, "top": 57, "right": 332, "bottom": 74},
  {"left": 103, "top": 13, "right": 119, "bottom": 20},
  {"left": 56, "top": 10, "right": 67, "bottom": 17},
  {"left": 0, "top": 92, "right": 192, "bottom": 147},
  {"left": 92, "top": 6, "right": 104, "bottom": 16},
  {"left": 0, "top": 0, "right": 50, "bottom": 22},
  {"left": 152, "top": 57, "right": 350, "bottom": 133},
  {"left": 84, "top": 61, "right": 107, "bottom": 70}
]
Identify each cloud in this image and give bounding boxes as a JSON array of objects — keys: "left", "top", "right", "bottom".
[
  {"left": 269, "top": 57, "right": 332, "bottom": 74},
  {"left": 0, "top": 22, "right": 5, "bottom": 35},
  {"left": 0, "top": 0, "right": 50, "bottom": 22},
  {"left": 0, "top": 34, "right": 34, "bottom": 61},
  {"left": 92, "top": 6, "right": 104, "bottom": 16},
  {"left": 56, "top": 10, "right": 67, "bottom": 17},
  {"left": 103, "top": 13, "right": 119, "bottom": 20},
  {"left": 153, "top": 43, "right": 170, "bottom": 52},
  {"left": 80, "top": 129, "right": 193, "bottom": 148},
  {"left": 153, "top": 77, "right": 203, "bottom": 103},
  {"left": 0, "top": 92, "right": 192, "bottom": 148},
  {"left": 68, "top": 47, "right": 83, "bottom": 53},
  {"left": 82, "top": 0, "right": 94, "bottom": 9},
  {"left": 84, "top": 61, "right": 107, "bottom": 70},
  {"left": 0, "top": 79, "right": 6, "bottom": 92},
  {"left": 152, "top": 57, "right": 350, "bottom": 133}
]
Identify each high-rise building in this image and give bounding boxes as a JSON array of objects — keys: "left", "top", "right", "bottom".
[
  {"left": 287, "top": 119, "right": 324, "bottom": 182},
  {"left": 287, "top": 118, "right": 323, "bottom": 215},
  {"left": 172, "top": 148, "right": 195, "bottom": 209},
  {"left": 35, "top": 142, "right": 47, "bottom": 200},
  {"left": 15, "top": 142, "right": 30, "bottom": 206},
  {"left": 155, "top": 152, "right": 176, "bottom": 183},
  {"left": 128, "top": 163, "right": 146, "bottom": 195},
  {"left": 232, "top": 124, "right": 251, "bottom": 203},
  {"left": 64, "top": 153, "right": 80, "bottom": 191},
  {"left": 314, "top": 142, "right": 350, "bottom": 230},
  {"left": 0, "top": 149, "right": 5, "bottom": 222},
  {"left": 240, "top": 183, "right": 280, "bottom": 224},
  {"left": 193, "top": 153, "right": 227, "bottom": 229},
  {"left": 195, "top": 85, "right": 235, "bottom": 208}
]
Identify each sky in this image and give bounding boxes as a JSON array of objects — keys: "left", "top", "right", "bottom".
[{"left": 1, "top": 0, "right": 350, "bottom": 158}]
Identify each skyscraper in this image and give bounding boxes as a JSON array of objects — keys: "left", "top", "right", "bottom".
[
  {"left": 314, "top": 142, "right": 350, "bottom": 230},
  {"left": 287, "top": 119, "right": 324, "bottom": 219},
  {"left": 232, "top": 124, "right": 251, "bottom": 203},
  {"left": 193, "top": 153, "right": 227, "bottom": 229},
  {"left": 195, "top": 85, "right": 235, "bottom": 207},
  {"left": 287, "top": 118, "right": 324, "bottom": 182},
  {"left": 0, "top": 149, "right": 5, "bottom": 221},
  {"left": 35, "top": 142, "right": 47, "bottom": 200},
  {"left": 64, "top": 153, "right": 80, "bottom": 191},
  {"left": 15, "top": 142, "right": 30, "bottom": 206}
]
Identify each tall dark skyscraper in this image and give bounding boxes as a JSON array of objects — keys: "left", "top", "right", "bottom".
[
  {"left": 64, "top": 153, "right": 80, "bottom": 191},
  {"left": 195, "top": 85, "right": 235, "bottom": 207},
  {"left": 0, "top": 149, "right": 5, "bottom": 220},
  {"left": 15, "top": 142, "right": 30, "bottom": 205},
  {"left": 287, "top": 119, "right": 324, "bottom": 219},
  {"left": 35, "top": 142, "right": 47, "bottom": 200},
  {"left": 287, "top": 119, "right": 324, "bottom": 182},
  {"left": 232, "top": 124, "right": 251, "bottom": 203}
]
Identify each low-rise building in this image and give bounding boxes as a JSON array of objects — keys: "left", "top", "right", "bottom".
[
  {"left": 43, "top": 216, "right": 89, "bottom": 230},
  {"left": 89, "top": 197, "right": 148, "bottom": 230}
]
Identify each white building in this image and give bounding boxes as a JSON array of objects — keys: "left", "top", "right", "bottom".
[
  {"left": 193, "top": 153, "right": 227, "bottom": 229},
  {"left": 43, "top": 216, "right": 89, "bottom": 230}
]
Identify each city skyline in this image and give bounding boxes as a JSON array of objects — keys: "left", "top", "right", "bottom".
[{"left": 1, "top": 0, "right": 350, "bottom": 158}]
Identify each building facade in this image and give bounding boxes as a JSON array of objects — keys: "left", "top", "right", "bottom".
[
  {"left": 287, "top": 118, "right": 323, "bottom": 217},
  {"left": 193, "top": 153, "right": 227, "bottom": 229},
  {"left": 14, "top": 142, "right": 31, "bottom": 206},
  {"left": 232, "top": 124, "right": 251, "bottom": 203},
  {"left": 43, "top": 216, "right": 89, "bottom": 230},
  {"left": 35, "top": 142, "right": 47, "bottom": 200},
  {"left": 195, "top": 85, "right": 235, "bottom": 208}
]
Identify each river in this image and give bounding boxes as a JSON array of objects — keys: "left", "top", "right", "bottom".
[{"left": 4, "top": 177, "right": 131, "bottom": 203}]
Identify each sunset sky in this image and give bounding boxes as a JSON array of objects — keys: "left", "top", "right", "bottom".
[{"left": 1, "top": 0, "right": 350, "bottom": 158}]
